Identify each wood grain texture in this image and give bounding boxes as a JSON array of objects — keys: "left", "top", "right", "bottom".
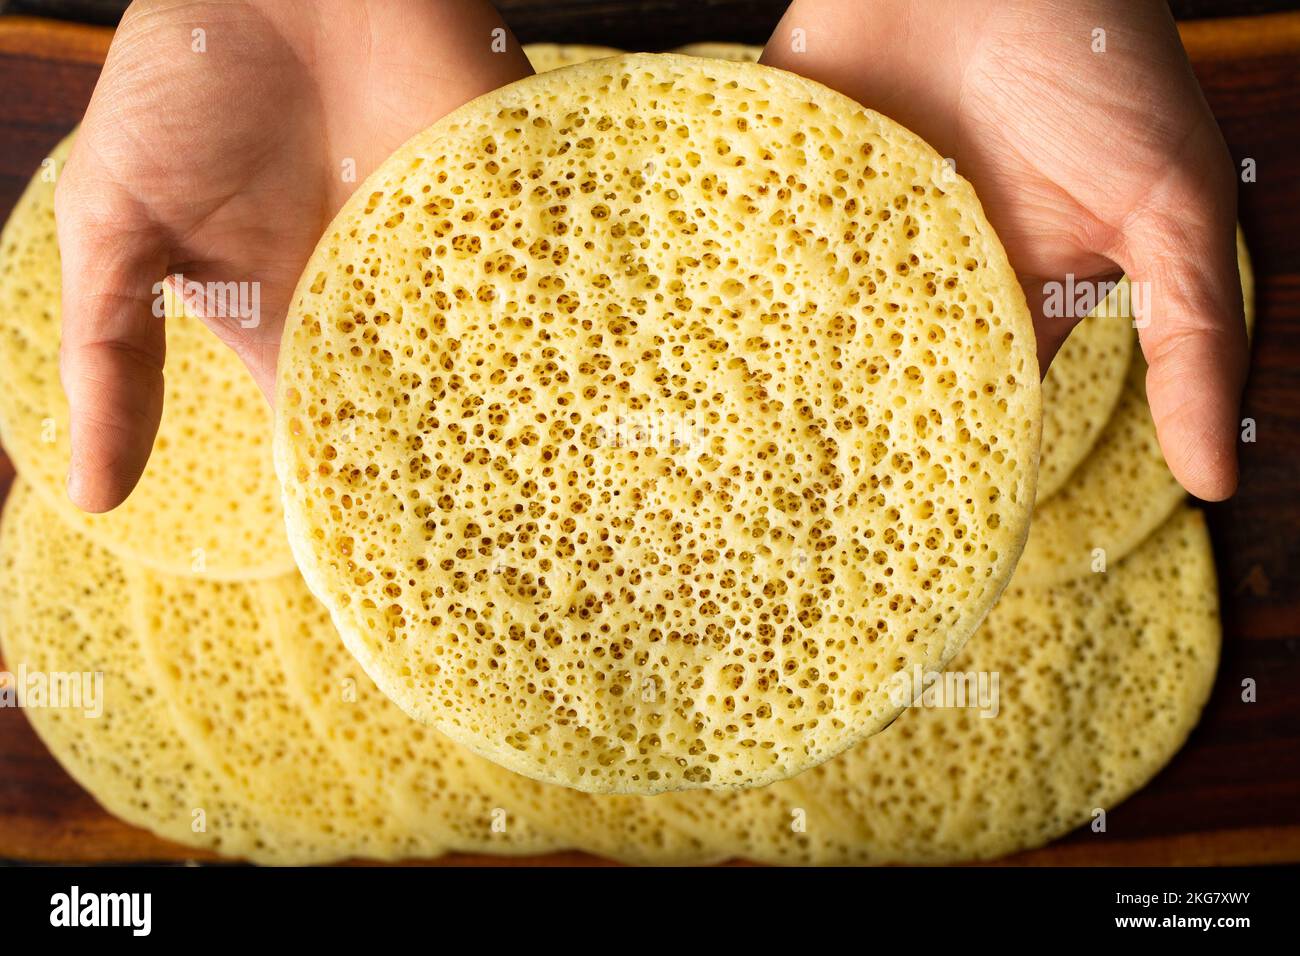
[
  {"left": 4, "top": 0, "right": 1300, "bottom": 33},
  {"left": 0, "top": 11, "right": 1297, "bottom": 866}
]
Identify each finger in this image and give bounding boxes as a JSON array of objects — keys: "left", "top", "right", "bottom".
[
  {"left": 55, "top": 170, "right": 168, "bottom": 513},
  {"left": 1111, "top": 135, "right": 1245, "bottom": 502}
]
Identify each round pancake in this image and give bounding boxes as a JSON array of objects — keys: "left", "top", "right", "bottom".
[
  {"left": 131, "top": 567, "right": 411, "bottom": 863},
  {"left": 262, "top": 573, "right": 561, "bottom": 857},
  {"left": 464, "top": 756, "right": 721, "bottom": 864},
  {"left": 673, "top": 42, "right": 763, "bottom": 62},
  {"left": 0, "top": 481, "right": 266, "bottom": 861},
  {"left": 523, "top": 43, "right": 624, "bottom": 73},
  {"left": 0, "top": 133, "right": 294, "bottom": 580},
  {"left": 1036, "top": 284, "right": 1133, "bottom": 501},
  {"left": 0, "top": 481, "right": 556, "bottom": 862},
  {"left": 658, "top": 505, "right": 1219, "bottom": 863},
  {"left": 1015, "top": 353, "right": 1175, "bottom": 586},
  {"left": 274, "top": 53, "right": 1041, "bottom": 793}
]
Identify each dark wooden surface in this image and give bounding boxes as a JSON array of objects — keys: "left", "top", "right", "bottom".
[
  {"left": 0, "top": 11, "right": 1298, "bottom": 866},
  {"left": 3, "top": 0, "right": 1300, "bottom": 41}
]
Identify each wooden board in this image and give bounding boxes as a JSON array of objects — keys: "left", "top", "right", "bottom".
[
  {"left": 6, "top": 0, "right": 1300, "bottom": 41},
  {"left": 0, "top": 11, "right": 1298, "bottom": 866}
]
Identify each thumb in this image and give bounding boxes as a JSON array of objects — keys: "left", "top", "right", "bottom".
[
  {"left": 1114, "top": 140, "right": 1246, "bottom": 502},
  {"left": 55, "top": 177, "right": 168, "bottom": 514}
]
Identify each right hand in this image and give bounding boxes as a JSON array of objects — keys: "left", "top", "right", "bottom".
[{"left": 764, "top": 0, "right": 1246, "bottom": 500}]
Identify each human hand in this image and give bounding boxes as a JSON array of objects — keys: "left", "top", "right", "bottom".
[
  {"left": 763, "top": 0, "right": 1246, "bottom": 500},
  {"left": 56, "top": 0, "right": 531, "bottom": 512}
]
